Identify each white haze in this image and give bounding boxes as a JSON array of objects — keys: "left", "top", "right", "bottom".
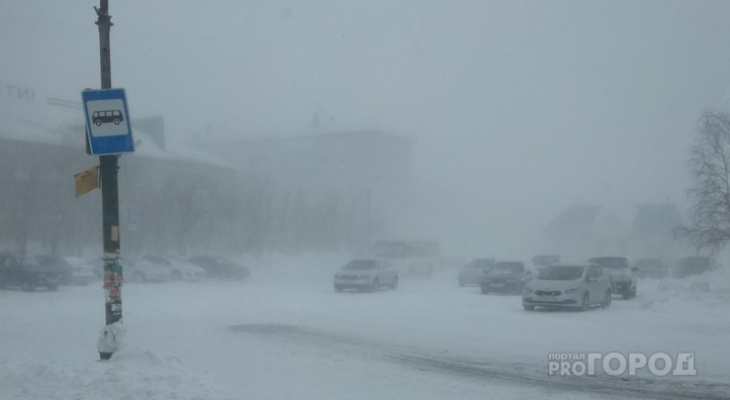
[{"left": 3, "top": 0, "right": 730, "bottom": 257}]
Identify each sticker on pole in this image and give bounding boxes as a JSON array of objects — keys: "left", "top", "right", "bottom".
[{"left": 82, "top": 88, "right": 135, "bottom": 155}]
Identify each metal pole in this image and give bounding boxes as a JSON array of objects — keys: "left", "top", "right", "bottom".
[{"left": 95, "top": 0, "right": 123, "bottom": 361}]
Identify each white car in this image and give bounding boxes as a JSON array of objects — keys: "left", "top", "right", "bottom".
[
  {"left": 142, "top": 254, "right": 207, "bottom": 281},
  {"left": 92, "top": 257, "right": 172, "bottom": 283},
  {"left": 36, "top": 255, "right": 96, "bottom": 286},
  {"left": 522, "top": 264, "right": 612, "bottom": 311},
  {"left": 334, "top": 259, "right": 399, "bottom": 292},
  {"left": 61, "top": 257, "right": 97, "bottom": 285}
]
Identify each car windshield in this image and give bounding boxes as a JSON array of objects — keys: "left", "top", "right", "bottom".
[
  {"left": 589, "top": 257, "right": 628, "bottom": 270},
  {"left": 538, "top": 266, "right": 585, "bottom": 280},
  {"left": 344, "top": 260, "right": 376, "bottom": 270}
]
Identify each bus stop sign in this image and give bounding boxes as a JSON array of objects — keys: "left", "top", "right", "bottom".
[{"left": 82, "top": 88, "right": 135, "bottom": 155}]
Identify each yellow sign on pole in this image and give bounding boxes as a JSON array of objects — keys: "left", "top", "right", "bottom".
[{"left": 75, "top": 165, "right": 99, "bottom": 197}]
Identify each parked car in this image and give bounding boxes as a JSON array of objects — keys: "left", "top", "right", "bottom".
[
  {"left": 673, "top": 256, "right": 714, "bottom": 279},
  {"left": 458, "top": 258, "right": 494, "bottom": 287},
  {"left": 333, "top": 259, "right": 399, "bottom": 292},
  {"left": 0, "top": 252, "right": 61, "bottom": 291},
  {"left": 635, "top": 258, "right": 669, "bottom": 279},
  {"left": 588, "top": 256, "right": 637, "bottom": 300},
  {"left": 93, "top": 256, "right": 172, "bottom": 283},
  {"left": 141, "top": 254, "right": 206, "bottom": 281},
  {"left": 124, "top": 257, "right": 173, "bottom": 283},
  {"left": 480, "top": 261, "right": 527, "bottom": 294},
  {"left": 188, "top": 255, "right": 250, "bottom": 280},
  {"left": 522, "top": 263, "right": 612, "bottom": 311},
  {"left": 35, "top": 255, "right": 96, "bottom": 285}
]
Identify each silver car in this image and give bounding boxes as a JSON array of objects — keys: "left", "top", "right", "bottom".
[
  {"left": 93, "top": 257, "right": 172, "bottom": 283},
  {"left": 142, "top": 254, "right": 207, "bottom": 282},
  {"left": 334, "top": 259, "right": 399, "bottom": 292},
  {"left": 458, "top": 258, "right": 494, "bottom": 287},
  {"left": 522, "top": 264, "right": 612, "bottom": 311}
]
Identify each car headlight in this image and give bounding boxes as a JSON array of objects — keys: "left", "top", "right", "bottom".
[{"left": 564, "top": 286, "right": 582, "bottom": 294}]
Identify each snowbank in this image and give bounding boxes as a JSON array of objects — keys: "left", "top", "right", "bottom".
[{"left": 639, "top": 268, "right": 730, "bottom": 312}]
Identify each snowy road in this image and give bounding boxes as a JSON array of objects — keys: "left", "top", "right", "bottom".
[{"left": 1, "top": 257, "right": 729, "bottom": 400}]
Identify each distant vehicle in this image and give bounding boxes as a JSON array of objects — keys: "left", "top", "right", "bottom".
[
  {"left": 673, "top": 256, "right": 714, "bottom": 279},
  {"left": 92, "top": 109, "right": 123, "bottom": 126},
  {"left": 480, "top": 261, "right": 527, "bottom": 295},
  {"left": 35, "top": 255, "right": 96, "bottom": 285},
  {"left": 531, "top": 254, "right": 560, "bottom": 270},
  {"left": 522, "top": 264, "right": 612, "bottom": 311},
  {"left": 141, "top": 254, "right": 206, "bottom": 281},
  {"left": 188, "top": 255, "right": 250, "bottom": 280},
  {"left": 458, "top": 258, "right": 494, "bottom": 287},
  {"left": 93, "top": 257, "right": 172, "bottom": 283},
  {"left": 373, "top": 239, "right": 440, "bottom": 278},
  {"left": 333, "top": 259, "right": 399, "bottom": 292},
  {"left": 588, "top": 256, "right": 637, "bottom": 300},
  {"left": 635, "top": 258, "right": 669, "bottom": 279},
  {"left": 0, "top": 252, "right": 60, "bottom": 291}
]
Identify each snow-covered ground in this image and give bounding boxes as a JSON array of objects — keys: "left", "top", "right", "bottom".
[{"left": 1, "top": 253, "right": 729, "bottom": 400}]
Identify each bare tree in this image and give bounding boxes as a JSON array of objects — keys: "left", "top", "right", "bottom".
[{"left": 677, "top": 110, "right": 730, "bottom": 254}]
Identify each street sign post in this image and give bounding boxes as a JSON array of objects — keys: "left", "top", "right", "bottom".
[{"left": 82, "top": 88, "right": 135, "bottom": 155}]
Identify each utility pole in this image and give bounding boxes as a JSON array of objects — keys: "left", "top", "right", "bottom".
[{"left": 95, "top": 0, "right": 123, "bottom": 361}]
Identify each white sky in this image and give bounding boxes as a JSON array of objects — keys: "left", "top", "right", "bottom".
[{"left": 2, "top": 0, "right": 730, "bottom": 256}]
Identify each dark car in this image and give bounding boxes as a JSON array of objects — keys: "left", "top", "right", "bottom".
[
  {"left": 673, "top": 256, "right": 714, "bottom": 279},
  {"left": 188, "top": 256, "right": 250, "bottom": 280},
  {"left": 458, "top": 258, "right": 495, "bottom": 287},
  {"left": 0, "top": 252, "right": 61, "bottom": 291},
  {"left": 635, "top": 258, "right": 669, "bottom": 279},
  {"left": 480, "top": 261, "right": 527, "bottom": 294},
  {"left": 588, "top": 256, "right": 637, "bottom": 299}
]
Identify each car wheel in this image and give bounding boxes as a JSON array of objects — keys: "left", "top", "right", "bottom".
[
  {"left": 631, "top": 282, "right": 637, "bottom": 298},
  {"left": 601, "top": 290, "right": 612, "bottom": 308},
  {"left": 581, "top": 293, "right": 590, "bottom": 311},
  {"left": 94, "top": 119, "right": 102, "bottom": 126},
  {"left": 171, "top": 271, "right": 183, "bottom": 281},
  {"left": 622, "top": 286, "right": 630, "bottom": 300},
  {"left": 370, "top": 278, "right": 379, "bottom": 292},
  {"left": 390, "top": 276, "right": 399, "bottom": 290},
  {"left": 132, "top": 272, "right": 145, "bottom": 283},
  {"left": 481, "top": 284, "right": 489, "bottom": 295},
  {"left": 523, "top": 304, "right": 535, "bottom": 311},
  {"left": 113, "top": 118, "right": 120, "bottom": 125}
]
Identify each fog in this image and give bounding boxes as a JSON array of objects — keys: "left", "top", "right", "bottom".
[{"left": 3, "top": 1, "right": 730, "bottom": 258}]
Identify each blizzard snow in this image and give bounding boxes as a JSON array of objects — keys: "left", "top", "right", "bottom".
[{"left": 1, "top": 253, "right": 729, "bottom": 400}]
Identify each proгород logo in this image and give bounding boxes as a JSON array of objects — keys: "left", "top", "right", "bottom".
[{"left": 548, "top": 352, "right": 697, "bottom": 377}]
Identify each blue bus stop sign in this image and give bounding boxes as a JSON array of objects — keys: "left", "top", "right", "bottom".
[{"left": 82, "top": 88, "right": 135, "bottom": 155}]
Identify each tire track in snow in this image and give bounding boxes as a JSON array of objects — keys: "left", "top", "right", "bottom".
[{"left": 228, "top": 323, "right": 730, "bottom": 400}]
